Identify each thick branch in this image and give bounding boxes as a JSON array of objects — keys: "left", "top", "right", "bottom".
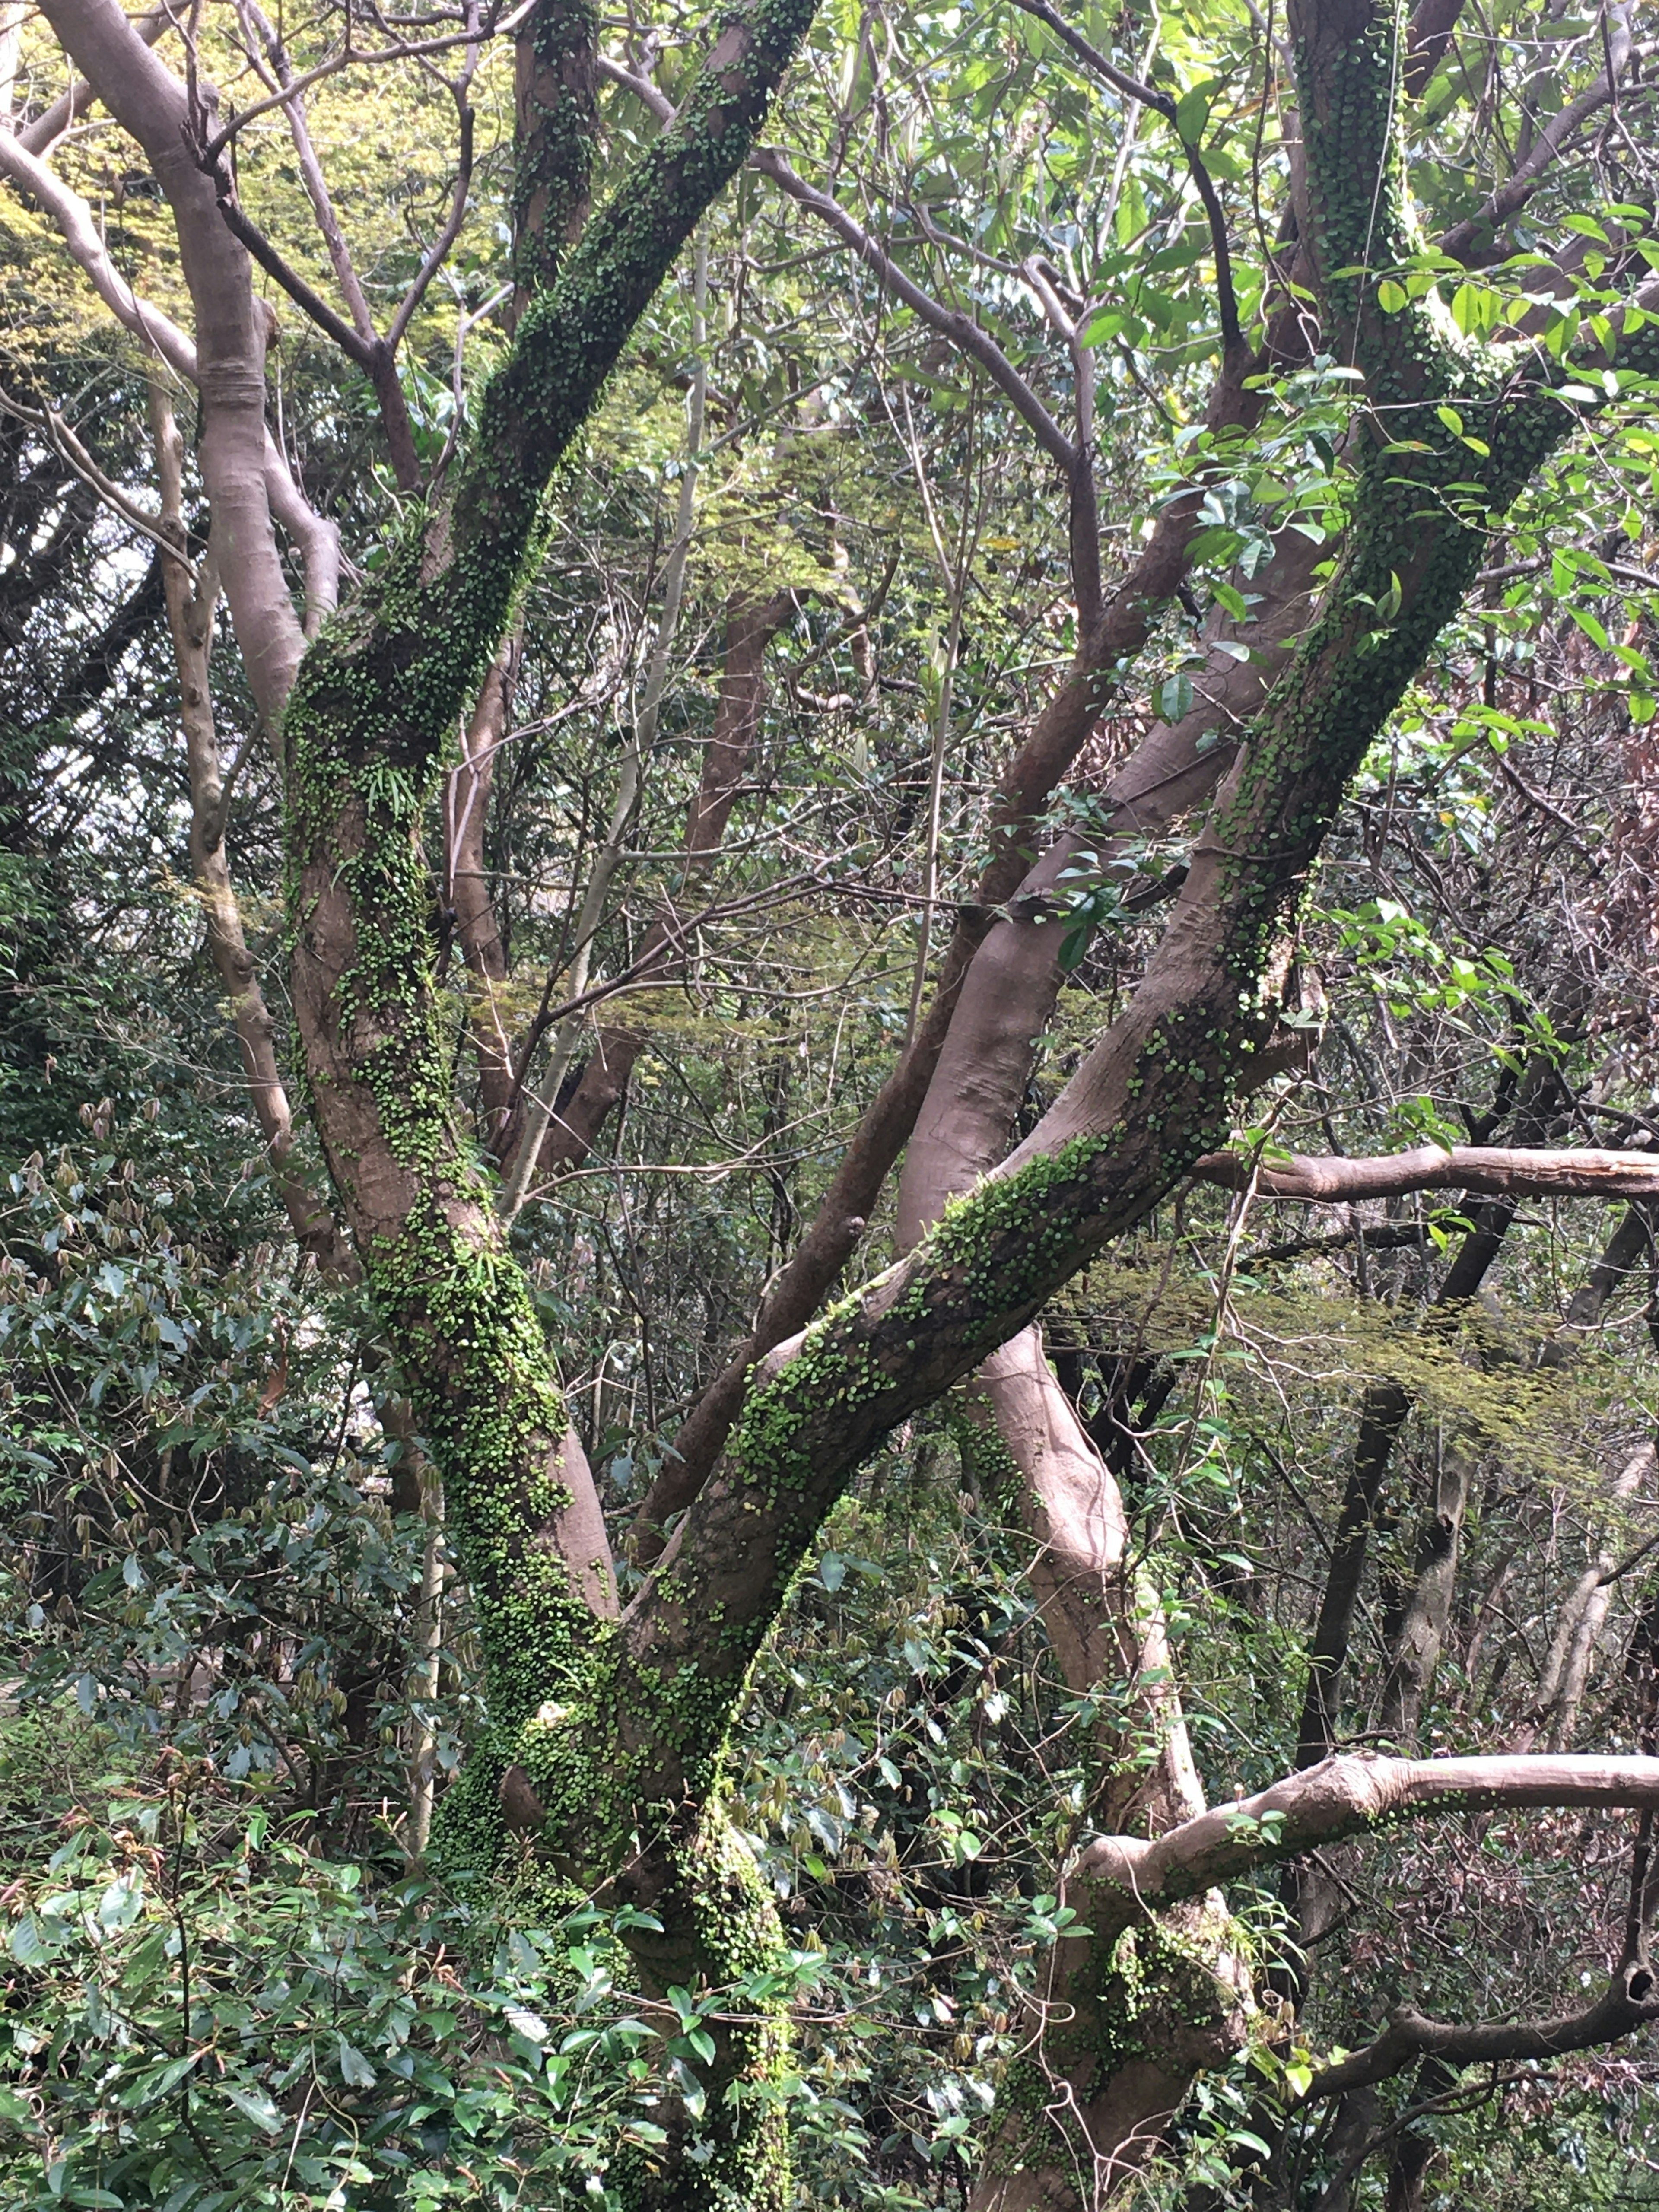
[
  {"left": 38, "top": 0, "right": 318, "bottom": 729},
  {"left": 1075, "top": 1753, "right": 1659, "bottom": 1925},
  {"left": 1196, "top": 1143, "right": 1659, "bottom": 1203},
  {"left": 1308, "top": 1964, "right": 1659, "bottom": 2102}
]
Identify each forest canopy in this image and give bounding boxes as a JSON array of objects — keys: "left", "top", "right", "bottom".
[{"left": 6, "top": 0, "right": 1659, "bottom": 2205}]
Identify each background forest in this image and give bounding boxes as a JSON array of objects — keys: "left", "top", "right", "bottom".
[{"left": 6, "top": 0, "right": 1659, "bottom": 2205}]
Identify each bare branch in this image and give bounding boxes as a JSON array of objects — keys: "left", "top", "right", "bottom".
[
  {"left": 16, "top": 0, "right": 171, "bottom": 154},
  {"left": 0, "top": 127, "right": 197, "bottom": 381},
  {"left": 1306, "top": 1965, "right": 1659, "bottom": 2103},
  {"left": 1403, "top": 0, "right": 1470, "bottom": 98},
  {"left": 1195, "top": 1142, "right": 1659, "bottom": 1204},
  {"left": 195, "top": 16, "right": 502, "bottom": 168},
  {"left": 1439, "top": 8, "right": 1641, "bottom": 259},
  {"left": 747, "top": 145, "right": 1077, "bottom": 474},
  {"left": 0, "top": 384, "right": 197, "bottom": 579},
  {"left": 1075, "top": 1753, "right": 1659, "bottom": 1925}
]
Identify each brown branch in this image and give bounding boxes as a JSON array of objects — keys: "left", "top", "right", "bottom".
[
  {"left": 387, "top": 94, "right": 477, "bottom": 351},
  {"left": 195, "top": 18, "right": 500, "bottom": 168},
  {"left": 1004, "top": 0, "right": 1243, "bottom": 358},
  {"left": 1438, "top": 13, "right": 1640, "bottom": 260},
  {"left": 1075, "top": 1753, "right": 1659, "bottom": 1927},
  {"left": 1195, "top": 1143, "right": 1659, "bottom": 1204},
  {"left": 1002, "top": 0, "right": 1173, "bottom": 118},
  {"left": 1306, "top": 1966, "right": 1659, "bottom": 2104},
  {"left": 747, "top": 143, "right": 1077, "bottom": 474},
  {"left": 16, "top": 0, "right": 172, "bottom": 154},
  {"left": 207, "top": 185, "right": 378, "bottom": 368},
  {"left": 1402, "top": 0, "right": 1469, "bottom": 98}
]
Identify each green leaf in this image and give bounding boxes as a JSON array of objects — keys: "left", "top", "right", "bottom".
[
  {"left": 222, "top": 2081, "right": 283, "bottom": 2135},
  {"left": 1175, "top": 86, "right": 1209, "bottom": 144},
  {"left": 1159, "top": 671, "right": 1194, "bottom": 722},
  {"left": 1376, "top": 279, "right": 1408, "bottom": 312},
  {"left": 337, "top": 2037, "right": 376, "bottom": 2089}
]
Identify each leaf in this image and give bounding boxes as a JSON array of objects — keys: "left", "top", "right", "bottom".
[
  {"left": 337, "top": 2037, "right": 376, "bottom": 2088},
  {"left": 1159, "top": 672, "right": 1193, "bottom": 722},
  {"left": 222, "top": 2080, "right": 284, "bottom": 2135},
  {"left": 1376, "top": 279, "right": 1408, "bottom": 312},
  {"left": 1175, "top": 86, "right": 1209, "bottom": 144},
  {"left": 10, "top": 1916, "right": 53, "bottom": 1967}
]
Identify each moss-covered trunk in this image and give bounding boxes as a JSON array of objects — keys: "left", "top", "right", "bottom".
[{"left": 274, "top": 4, "right": 821, "bottom": 2200}]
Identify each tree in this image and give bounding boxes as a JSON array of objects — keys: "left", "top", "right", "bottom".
[{"left": 6, "top": 0, "right": 1659, "bottom": 2204}]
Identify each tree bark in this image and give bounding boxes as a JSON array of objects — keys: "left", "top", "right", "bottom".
[
  {"left": 446, "top": 647, "right": 519, "bottom": 1150},
  {"left": 146, "top": 379, "right": 351, "bottom": 1278}
]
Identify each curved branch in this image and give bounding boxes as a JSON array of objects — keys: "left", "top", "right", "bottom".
[
  {"left": 748, "top": 144, "right": 1077, "bottom": 474},
  {"left": 1075, "top": 1753, "right": 1659, "bottom": 1925},
  {"left": 1439, "top": 9, "right": 1638, "bottom": 260},
  {"left": 1307, "top": 1965, "right": 1659, "bottom": 2103}
]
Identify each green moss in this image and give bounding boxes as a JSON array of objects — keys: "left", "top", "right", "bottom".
[{"left": 989, "top": 1906, "right": 1251, "bottom": 2176}]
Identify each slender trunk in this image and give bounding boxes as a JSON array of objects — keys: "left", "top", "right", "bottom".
[
  {"left": 897, "top": 525, "right": 1324, "bottom": 1249},
  {"left": 147, "top": 378, "right": 350, "bottom": 1277},
  {"left": 447, "top": 645, "right": 519, "bottom": 1149},
  {"left": 882, "top": 539, "right": 1322, "bottom": 2208},
  {"left": 1377, "top": 1428, "right": 1477, "bottom": 1745},
  {"left": 636, "top": 520, "right": 1325, "bottom": 1558},
  {"left": 1517, "top": 1443, "right": 1654, "bottom": 1751},
  {"left": 501, "top": 232, "right": 710, "bottom": 1216},
  {"left": 406, "top": 1466, "right": 445, "bottom": 1859},
  {"left": 963, "top": 1333, "right": 1254, "bottom": 2209}
]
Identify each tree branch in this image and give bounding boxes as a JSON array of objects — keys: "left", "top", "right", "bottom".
[
  {"left": 1439, "top": 8, "right": 1639, "bottom": 260},
  {"left": 747, "top": 144, "right": 1077, "bottom": 474},
  {"left": 1075, "top": 1753, "right": 1659, "bottom": 1926},
  {"left": 1195, "top": 1143, "right": 1659, "bottom": 1203}
]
